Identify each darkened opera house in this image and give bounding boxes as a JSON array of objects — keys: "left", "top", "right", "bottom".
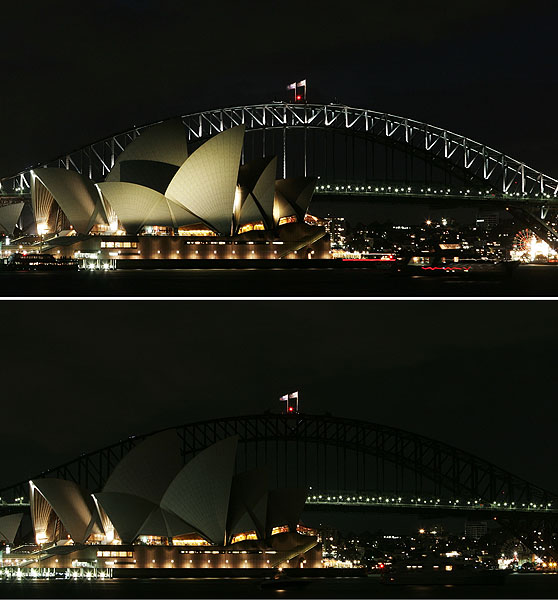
[
  {"left": 12, "top": 434, "right": 321, "bottom": 571},
  {"left": 18, "top": 120, "right": 329, "bottom": 264}
]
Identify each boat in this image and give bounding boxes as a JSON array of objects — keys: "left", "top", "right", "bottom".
[
  {"left": 260, "top": 571, "right": 311, "bottom": 590},
  {"left": 341, "top": 252, "right": 399, "bottom": 271},
  {"left": 2, "top": 252, "right": 79, "bottom": 271},
  {"left": 380, "top": 557, "right": 508, "bottom": 585},
  {"left": 399, "top": 251, "right": 519, "bottom": 277}
]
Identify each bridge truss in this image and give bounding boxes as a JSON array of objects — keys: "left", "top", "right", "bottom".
[
  {"left": 2, "top": 413, "right": 556, "bottom": 514},
  {"left": 2, "top": 103, "right": 557, "bottom": 200}
]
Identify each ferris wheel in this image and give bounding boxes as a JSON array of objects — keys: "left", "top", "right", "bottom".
[{"left": 513, "top": 229, "right": 534, "bottom": 253}]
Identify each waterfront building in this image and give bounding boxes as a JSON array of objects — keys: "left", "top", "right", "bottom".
[
  {"left": 20, "top": 121, "right": 329, "bottom": 263},
  {"left": 20, "top": 434, "right": 321, "bottom": 571}
]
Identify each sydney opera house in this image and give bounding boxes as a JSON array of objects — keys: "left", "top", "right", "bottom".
[
  {"left": 4, "top": 120, "right": 330, "bottom": 263},
  {"left": 7, "top": 434, "right": 321, "bottom": 571}
]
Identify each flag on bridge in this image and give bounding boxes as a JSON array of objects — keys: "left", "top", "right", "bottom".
[{"left": 280, "top": 391, "right": 299, "bottom": 413}]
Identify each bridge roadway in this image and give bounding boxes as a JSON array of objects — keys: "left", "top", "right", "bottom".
[
  {"left": 314, "top": 182, "right": 558, "bottom": 208},
  {"left": 4, "top": 183, "right": 558, "bottom": 206},
  {"left": 305, "top": 491, "right": 558, "bottom": 515},
  {"left": 3, "top": 493, "right": 558, "bottom": 517}
]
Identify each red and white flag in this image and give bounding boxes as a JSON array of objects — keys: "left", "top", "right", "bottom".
[{"left": 297, "top": 80, "right": 306, "bottom": 88}]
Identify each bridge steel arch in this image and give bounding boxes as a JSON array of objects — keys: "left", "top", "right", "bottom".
[
  {"left": 2, "top": 103, "right": 558, "bottom": 202},
  {"left": 1, "top": 413, "right": 556, "bottom": 510}
]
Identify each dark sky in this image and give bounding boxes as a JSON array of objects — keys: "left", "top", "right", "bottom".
[
  {"left": 2, "top": 0, "right": 558, "bottom": 179},
  {"left": 1, "top": 300, "right": 557, "bottom": 498}
]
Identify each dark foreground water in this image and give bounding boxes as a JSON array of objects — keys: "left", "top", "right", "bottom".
[
  {"left": 1, "top": 573, "right": 557, "bottom": 598},
  {"left": 2, "top": 264, "right": 558, "bottom": 297}
]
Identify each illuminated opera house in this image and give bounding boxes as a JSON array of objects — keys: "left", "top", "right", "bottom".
[
  {"left": 27, "top": 120, "right": 329, "bottom": 263},
  {"left": 24, "top": 434, "right": 322, "bottom": 571}
]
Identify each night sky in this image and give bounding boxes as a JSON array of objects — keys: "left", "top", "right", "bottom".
[
  {"left": 1, "top": 300, "right": 557, "bottom": 498},
  {"left": 1, "top": 1, "right": 558, "bottom": 180}
]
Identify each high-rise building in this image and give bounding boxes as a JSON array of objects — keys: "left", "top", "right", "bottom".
[
  {"left": 476, "top": 209, "right": 500, "bottom": 230},
  {"left": 324, "top": 216, "right": 346, "bottom": 249},
  {"left": 465, "top": 521, "right": 488, "bottom": 540}
]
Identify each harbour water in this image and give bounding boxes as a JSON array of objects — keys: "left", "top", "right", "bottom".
[
  {"left": 1, "top": 573, "right": 558, "bottom": 598},
  {"left": 1, "top": 264, "right": 558, "bottom": 297}
]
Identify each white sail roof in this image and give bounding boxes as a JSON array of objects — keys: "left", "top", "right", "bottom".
[
  {"left": 161, "top": 436, "right": 238, "bottom": 545},
  {"left": 237, "top": 158, "right": 276, "bottom": 229},
  {"left": 0, "top": 202, "right": 24, "bottom": 235},
  {"left": 138, "top": 506, "right": 194, "bottom": 538},
  {"left": 273, "top": 190, "right": 297, "bottom": 225},
  {"left": 265, "top": 487, "right": 308, "bottom": 536},
  {"left": 30, "top": 479, "right": 97, "bottom": 544},
  {"left": 98, "top": 182, "right": 199, "bottom": 233},
  {"left": 0, "top": 513, "right": 23, "bottom": 544},
  {"left": 102, "top": 429, "right": 183, "bottom": 504},
  {"left": 240, "top": 156, "right": 277, "bottom": 227},
  {"left": 166, "top": 126, "right": 245, "bottom": 235},
  {"left": 227, "top": 468, "right": 269, "bottom": 540},
  {"left": 105, "top": 119, "right": 188, "bottom": 183},
  {"left": 32, "top": 168, "right": 107, "bottom": 234},
  {"left": 273, "top": 177, "right": 317, "bottom": 225},
  {"left": 93, "top": 492, "right": 155, "bottom": 543}
]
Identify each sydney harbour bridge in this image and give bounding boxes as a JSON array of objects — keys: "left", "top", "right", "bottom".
[
  {"left": 2, "top": 102, "right": 558, "bottom": 247},
  {"left": 2, "top": 412, "right": 558, "bottom": 558}
]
